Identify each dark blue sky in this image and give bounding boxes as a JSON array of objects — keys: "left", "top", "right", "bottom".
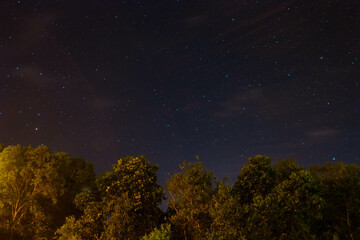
[{"left": 1, "top": 0, "right": 359, "bottom": 183}]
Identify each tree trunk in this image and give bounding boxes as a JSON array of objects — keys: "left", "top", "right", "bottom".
[{"left": 345, "top": 200, "right": 354, "bottom": 240}]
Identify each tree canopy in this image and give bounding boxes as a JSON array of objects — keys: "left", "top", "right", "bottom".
[
  {"left": 0, "top": 144, "right": 95, "bottom": 239},
  {"left": 0, "top": 143, "right": 359, "bottom": 239},
  {"left": 56, "top": 155, "right": 164, "bottom": 240},
  {"left": 310, "top": 162, "right": 360, "bottom": 239},
  {"left": 167, "top": 161, "right": 215, "bottom": 240}
]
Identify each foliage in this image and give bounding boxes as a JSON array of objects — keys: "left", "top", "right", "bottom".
[
  {"left": 56, "top": 155, "right": 164, "bottom": 240},
  {"left": 0, "top": 142, "right": 359, "bottom": 239},
  {"left": 167, "top": 161, "right": 215, "bottom": 240},
  {"left": 207, "top": 180, "right": 246, "bottom": 240},
  {"left": 141, "top": 224, "right": 172, "bottom": 240},
  {"left": 246, "top": 169, "right": 323, "bottom": 240},
  {"left": 274, "top": 158, "right": 303, "bottom": 182},
  {"left": 55, "top": 216, "right": 83, "bottom": 240},
  {"left": 232, "top": 155, "right": 276, "bottom": 204},
  {"left": 0, "top": 144, "right": 95, "bottom": 240},
  {"left": 209, "top": 157, "right": 323, "bottom": 240},
  {"left": 311, "top": 162, "right": 360, "bottom": 240},
  {"left": 0, "top": 144, "right": 4, "bottom": 152}
]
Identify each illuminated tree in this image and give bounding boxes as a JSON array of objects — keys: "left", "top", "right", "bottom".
[
  {"left": 208, "top": 155, "right": 275, "bottom": 239},
  {"left": 0, "top": 143, "right": 5, "bottom": 152},
  {"left": 57, "top": 155, "right": 164, "bottom": 240},
  {"left": 209, "top": 156, "right": 323, "bottom": 240},
  {"left": 208, "top": 180, "right": 246, "bottom": 240},
  {"left": 0, "top": 144, "right": 95, "bottom": 239},
  {"left": 140, "top": 224, "right": 172, "bottom": 240},
  {"left": 167, "top": 161, "right": 215, "bottom": 240},
  {"left": 246, "top": 169, "right": 323, "bottom": 239},
  {"left": 311, "top": 162, "right": 360, "bottom": 240},
  {"left": 232, "top": 155, "right": 275, "bottom": 203}
]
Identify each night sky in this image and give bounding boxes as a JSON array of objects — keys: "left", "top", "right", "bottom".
[{"left": 1, "top": 0, "right": 359, "bottom": 183}]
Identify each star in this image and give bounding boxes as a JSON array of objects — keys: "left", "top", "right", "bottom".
[{"left": 0, "top": 0, "right": 358, "bottom": 195}]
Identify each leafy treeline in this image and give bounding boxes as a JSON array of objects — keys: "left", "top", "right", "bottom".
[{"left": 0, "top": 144, "right": 359, "bottom": 239}]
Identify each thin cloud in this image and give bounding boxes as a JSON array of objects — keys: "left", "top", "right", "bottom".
[
  {"left": 182, "top": 13, "right": 209, "bottom": 27},
  {"left": 305, "top": 128, "right": 339, "bottom": 137},
  {"left": 215, "top": 88, "right": 264, "bottom": 118}
]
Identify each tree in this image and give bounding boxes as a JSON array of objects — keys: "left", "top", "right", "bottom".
[
  {"left": 0, "top": 144, "right": 95, "bottom": 239},
  {"left": 232, "top": 155, "right": 276, "bottom": 204},
  {"left": 141, "top": 224, "right": 172, "bottom": 240},
  {"left": 0, "top": 143, "right": 5, "bottom": 152},
  {"left": 55, "top": 216, "right": 83, "bottom": 240},
  {"left": 247, "top": 169, "right": 323, "bottom": 240},
  {"left": 274, "top": 158, "right": 303, "bottom": 183},
  {"left": 167, "top": 161, "right": 215, "bottom": 240},
  {"left": 50, "top": 153, "right": 96, "bottom": 232},
  {"left": 207, "top": 180, "right": 246, "bottom": 240},
  {"left": 211, "top": 156, "right": 323, "bottom": 240},
  {"left": 311, "top": 162, "right": 360, "bottom": 240},
  {"left": 57, "top": 155, "right": 164, "bottom": 240},
  {"left": 56, "top": 189, "right": 105, "bottom": 240}
]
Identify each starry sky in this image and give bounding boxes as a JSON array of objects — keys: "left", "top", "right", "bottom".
[{"left": 1, "top": 0, "right": 359, "bottom": 183}]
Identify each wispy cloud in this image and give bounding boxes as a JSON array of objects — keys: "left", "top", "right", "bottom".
[
  {"left": 182, "top": 13, "right": 209, "bottom": 27},
  {"left": 305, "top": 128, "right": 339, "bottom": 137},
  {"left": 92, "top": 98, "right": 116, "bottom": 109},
  {"left": 214, "top": 88, "right": 264, "bottom": 118}
]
